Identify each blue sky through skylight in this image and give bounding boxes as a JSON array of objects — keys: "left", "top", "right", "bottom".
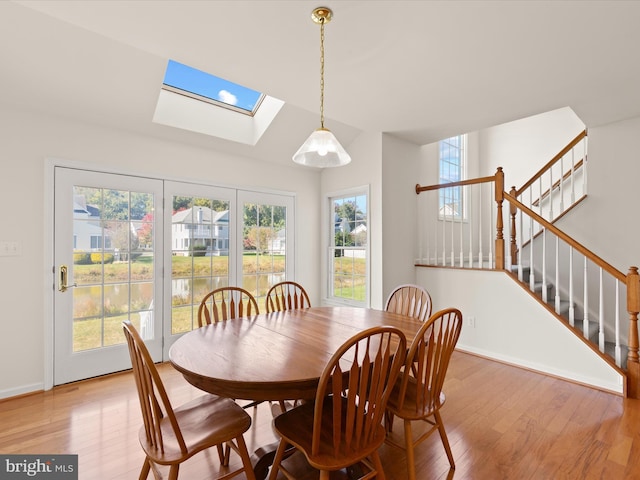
[{"left": 163, "top": 60, "right": 263, "bottom": 113}]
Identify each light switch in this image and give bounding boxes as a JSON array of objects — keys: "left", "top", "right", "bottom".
[{"left": 0, "top": 241, "right": 22, "bottom": 257}]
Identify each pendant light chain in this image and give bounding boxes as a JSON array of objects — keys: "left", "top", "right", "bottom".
[
  {"left": 319, "top": 17, "right": 325, "bottom": 129},
  {"left": 292, "top": 7, "right": 351, "bottom": 167}
]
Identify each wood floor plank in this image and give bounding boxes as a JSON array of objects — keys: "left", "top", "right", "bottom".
[{"left": 1, "top": 352, "right": 639, "bottom": 479}]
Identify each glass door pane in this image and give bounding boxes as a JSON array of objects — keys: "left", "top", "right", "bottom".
[
  {"left": 164, "top": 182, "right": 235, "bottom": 355},
  {"left": 238, "top": 191, "right": 294, "bottom": 312}
]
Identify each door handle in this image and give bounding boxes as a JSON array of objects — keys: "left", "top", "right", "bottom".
[{"left": 59, "top": 265, "right": 77, "bottom": 292}]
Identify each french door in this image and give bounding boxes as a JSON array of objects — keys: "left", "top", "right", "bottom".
[
  {"left": 53, "top": 168, "right": 294, "bottom": 384},
  {"left": 54, "top": 168, "right": 164, "bottom": 385}
]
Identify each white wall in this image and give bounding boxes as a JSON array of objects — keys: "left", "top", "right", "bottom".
[
  {"left": 478, "top": 106, "right": 586, "bottom": 189},
  {"left": 381, "top": 134, "right": 421, "bottom": 302},
  {"left": 0, "top": 106, "right": 321, "bottom": 398},
  {"left": 417, "top": 268, "right": 623, "bottom": 393},
  {"left": 557, "top": 115, "right": 640, "bottom": 273}
]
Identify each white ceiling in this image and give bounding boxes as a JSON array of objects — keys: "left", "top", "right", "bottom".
[{"left": 3, "top": 0, "right": 640, "bottom": 167}]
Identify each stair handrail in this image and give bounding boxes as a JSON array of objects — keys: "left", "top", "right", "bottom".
[
  {"left": 503, "top": 191, "right": 625, "bottom": 282},
  {"left": 515, "top": 129, "right": 587, "bottom": 196},
  {"left": 415, "top": 174, "right": 497, "bottom": 193}
]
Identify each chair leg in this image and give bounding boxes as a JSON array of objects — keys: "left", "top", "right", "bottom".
[
  {"left": 404, "top": 419, "right": 416, "bottom": 480},
  {"left": 319, "top": 471, "right": 330, "bottom": 480},
  {"left": 138, "top": 458, "right": 151, "bottom": 480},
  {"left": 268, "top": 440, "right": 289, "bottom": 480},
  {"left": 216, "top": 444, "right": 225, "bottom": 464},
  {"left": 223, "top": 442, "right": 232, "bottom": 466},
  {"left": 234, "top": 435, "right": 257, "bottom": 480},
  {"left": 370, "top": 452, "right": 386, "bottom": 480},
  {"left": 168, "top": 464, "right": 179, "bottom": 480},
  {"left": 384, "top": 409, "right": 395, "bottom": 433},
  {"left": 434, "top": 410, "right": 455, "bottom": 468}
]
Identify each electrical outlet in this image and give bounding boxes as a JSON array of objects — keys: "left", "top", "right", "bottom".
[{"left": 468, "top": 316, "right": 476, "bottom": 328}]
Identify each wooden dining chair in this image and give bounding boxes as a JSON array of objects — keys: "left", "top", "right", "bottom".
[
  {"left": 384, "top": 308, "right": 463, "bottom": 480},
  {"left": 197, "top": 286, "right": 259, "bottom": 327},
  {"left": 264, "top": 280, "right": 311, "bottom": 413},
  {"left": 268, "top": 326, "right": 407, "bottom": 480},
  {"left": 122, "top": 320, "right": 256, "bottom": 480},
  {"left": 385, "top": 284, "right": 432, "bottom": 322},
  {"left": 265, "top": 281, "right": 311, "bottom": 313},
  {"left": 196, "top": 286, "right": 270, "bottom": 411}
]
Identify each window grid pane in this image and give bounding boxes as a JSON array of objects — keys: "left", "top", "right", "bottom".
[
  {"left": 170, "top": 196, "right": 230, "bottom": 334},
  {"left": 439, "top": 135, "right": 466, "bottom": 219},
  {"left": 329, "top": 192, "right": 367, "bottom": 305}
]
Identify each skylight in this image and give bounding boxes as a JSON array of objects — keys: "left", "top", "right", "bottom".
[
  {"left": 153, "top": 60, "right": 284, "bottom": 146},
  {"left": 162, "top": 60, "right": 264, "bottom": 116}
]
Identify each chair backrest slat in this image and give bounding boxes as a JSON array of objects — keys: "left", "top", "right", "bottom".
[
  {"left": 197, "top": 287, "right": 259, "bottom": 327},
  {"left": 385, "top": 284, "right": 432, "bottom": 322},
  {"left": 312, "top": 326, "right": 407, "bottom": 457},
  {"left": 266, "top": 281, "right": 311, "bottom": 313}
]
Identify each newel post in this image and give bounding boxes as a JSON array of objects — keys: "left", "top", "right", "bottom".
[
  {"left": 509, "top": 186, "right": 518, "bottom": 266},
  {"left": 494, "top": 168, "right": 505, "bottom": 270},
  {"left": 627, "top": 266, "right": 640, "bottom": 398}
]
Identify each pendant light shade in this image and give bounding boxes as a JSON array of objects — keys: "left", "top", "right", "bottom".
[
  {"left": 293, "top": 7, "right": 351, "bottom": 168},
  {"left": 293, "top": 127, "right": 351, "bottom": 168}
]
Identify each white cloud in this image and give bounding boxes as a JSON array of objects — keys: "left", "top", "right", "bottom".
[{"left": 218, "top": 90, "right": 237, "bottom": 105}]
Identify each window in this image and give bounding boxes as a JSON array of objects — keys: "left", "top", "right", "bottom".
[
  {"left": 163, "top": 60, "right": 264, "bottom": 115},
  {"left": 439, "top": 135, "right": 467, "bottom": 219},
  {"left": 328, "top": 190, "right": 368, "bottom": 305}
]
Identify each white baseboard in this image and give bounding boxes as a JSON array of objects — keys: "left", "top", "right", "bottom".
[
  {"left": 456, "top": 344, "right": 624, "bottom": 395},
  {"left": 0, "top": 382, "right": 44, "bottom": 400}
]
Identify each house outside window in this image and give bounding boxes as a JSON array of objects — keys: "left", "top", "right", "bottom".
[
  {"left": 439, "top": 134, "right": 467, "bottom": 219},
  {"left": 328, "top": 189, "right": 368, "bottom": 306}
]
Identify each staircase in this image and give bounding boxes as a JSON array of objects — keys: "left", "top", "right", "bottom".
[
  {"left": 509, "top": 263, "right": 628, "bottom": 368},
  {"left": 415, "top": 129, "right": 640, "bottom": 397}
]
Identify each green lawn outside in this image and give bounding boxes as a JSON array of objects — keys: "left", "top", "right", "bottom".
[{"left": 73, "top": 253, "right": 367, "bottom": 351}]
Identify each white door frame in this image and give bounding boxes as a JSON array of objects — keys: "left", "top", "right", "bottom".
[
  {"left": 43, "top": 158, "right": 298, "bottom": 390},
  {"left": 44, "top": 157, "right": 164, "bottom": 389}
]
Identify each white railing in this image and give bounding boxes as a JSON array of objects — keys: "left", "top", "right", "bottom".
[
  {"left": 507, "top": 192, "right": 629, "bottom": 368},
  {"left": 416, "top": 161, "right": 640, "bottom": 396},
  {"left": 416, "top": 175, "right": 497, "bottom": 270},
  {"left": 513, "top": 130, "right": 588, "bottom": 227}
]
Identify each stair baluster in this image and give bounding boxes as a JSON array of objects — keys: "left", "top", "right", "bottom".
[
  {"left": 555, "top": 237, "right": 561, "bottom": 313},
  {"left": 569, "top": 248, "right": 575, "bottom": 327},
  {"left": 599, "top": 267, "right": 605, "bottom": 351},
  {"left": 583, "top": 259, "right": 589, "bottom": 339},
  {"left": 559, "top": 154, "right": 565, "bottom": 214},
  {"left": 615, "top": 281, "right": 621, "bottom": 366},
  {"left": 542, "top": 229, "right": 548, "bottom": 303}
]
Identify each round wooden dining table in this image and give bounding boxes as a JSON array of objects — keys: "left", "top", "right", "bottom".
[
  {"left": 168, "top": 305, "right": 424, "bottom": 478},
  {"left": 169, "top": 306, "right": 423, "bottom": 401}
]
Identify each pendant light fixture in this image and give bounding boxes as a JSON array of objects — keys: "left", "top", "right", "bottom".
[{"left": 293, "top": 6, "right": 351, "bottom": 168}]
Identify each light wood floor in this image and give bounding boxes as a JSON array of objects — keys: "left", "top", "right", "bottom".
[{"left": 2, "top": 351, "right": 640, "bottom": 479}]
